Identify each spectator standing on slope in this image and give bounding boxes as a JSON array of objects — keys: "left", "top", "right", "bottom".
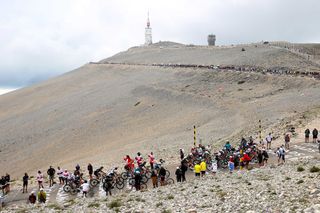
[
  {"left": 200, "top": 159, "right": 207, "bottom": 177},
  {"left": 285, "top": 133, "right": 290, "bottom": 150},
  {"left": 47, "top": 166, "right": 55, "bottom": 187},
  {"left": 22, "top": 173, "right": 29, "bottom": 193},
  {"left": 148, "top": 152, "right": 155, "bottom": 170},
  {"left": 175, "top": 167, "right": 182, "bottom": 182},
  {"left": 87, "top": 163, "right": 93, "bottom": 180},
  {"left": 305, "top": 128, "right": 310, "bottom": 143},
  {"left": 36, "top": 171, "right": 44, "bottom": 189},
  {"left": 266, "top": 133, "right": 272, "bottom": 150},
  {"left": 312, "top": 128, "right": 318, "bottom": 143},
  {"left": 57, "top": 167, "right": 64, "bottom": 185},
  {"left": 194, "top": 162, "right": 201, "bottom": 177}
]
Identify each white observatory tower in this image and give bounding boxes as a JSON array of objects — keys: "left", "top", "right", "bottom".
[{"left": 145, "top": 12, "right": 152, "bottom": 45}]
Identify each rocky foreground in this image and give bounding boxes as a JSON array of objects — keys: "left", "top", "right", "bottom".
[{"left": 3, "top": 158, "right": 320, "bottom": 213}]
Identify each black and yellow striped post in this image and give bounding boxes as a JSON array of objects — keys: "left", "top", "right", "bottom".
[
  {"left": 193, "top": 125, "right": 196, "bottom": 146},
  {"left": 259, "top": 120, "right": 262, "bottom": 144}
]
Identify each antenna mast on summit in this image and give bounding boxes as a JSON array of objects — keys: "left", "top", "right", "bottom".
[{"left": 145, "top": 11, "right": 152, "bottom": 46}]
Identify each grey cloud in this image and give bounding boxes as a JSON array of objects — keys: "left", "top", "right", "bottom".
[{"left": 0, "top": 0, "right": 319, "bottom": 88}]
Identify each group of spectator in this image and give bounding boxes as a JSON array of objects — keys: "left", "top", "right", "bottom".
[
  {"left": 0, "top": 174, "right": 10, "bottom": 195},
  {"left": 305, "top": 128, "right": 318, "bottom": 143}
]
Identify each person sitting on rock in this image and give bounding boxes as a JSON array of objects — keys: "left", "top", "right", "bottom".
[
  {"left": 37, "top": 188, "right": 46, "bottom": 203},
  {"left": 28, "top": 191, "right": 36, "bottom": 204}
]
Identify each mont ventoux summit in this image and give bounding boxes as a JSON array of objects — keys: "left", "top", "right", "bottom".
[{"left": 0, "top": 13, "right": 320, "bottom": 213}]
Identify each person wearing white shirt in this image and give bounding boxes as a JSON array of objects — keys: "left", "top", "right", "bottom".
[
  {"left": 81, "top": 180, "right": 90, "bottom": 198},
  {"left": 57, "top": 167, "right": 64, "bottom": 185},
  {"left": 266, "top": 133, "right": 273, "bottom": 149}
]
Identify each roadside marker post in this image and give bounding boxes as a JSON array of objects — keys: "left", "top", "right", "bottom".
[{"left": 194, "top": 125, "right": 196, "bottom": 146}]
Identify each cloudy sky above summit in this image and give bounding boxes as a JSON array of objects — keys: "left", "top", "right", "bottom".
[{"left": 0, "top": 0, "right": 319, "bottom": 91}]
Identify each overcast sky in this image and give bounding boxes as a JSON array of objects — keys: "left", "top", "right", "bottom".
[{"left": 0, "top": 0, "right": 319, "bottom": 91}]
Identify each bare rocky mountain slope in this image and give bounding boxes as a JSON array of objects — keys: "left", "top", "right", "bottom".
[
  {"left": 0, "top": 43, "right": 320, "bottom": 178},
  {"left": 102, "top": 42, "right": 320, "bottom": 73}
]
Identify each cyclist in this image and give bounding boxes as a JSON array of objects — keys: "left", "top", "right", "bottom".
[
  {"left": 148, "top": 152, "right": 155, "bottom": 169},
  {"left": 135, "top": 152, "right": 144, "bottom": 167},
  {"left": 124, "top": 155, "right": 134, "bottom": 172},
  {"left": 94, "top": 167, "right": 105, "bottom": 179}
]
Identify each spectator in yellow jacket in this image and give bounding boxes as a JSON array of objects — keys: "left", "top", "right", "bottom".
[
  {"left": 37, "top": 188, "right": 46, "bottom": 203},
  {"left": 194, "top": 162, "right": 201, "bottom": 177},
  {"left": 200, "top": 160, "right": 207, "bottom": 177}
]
